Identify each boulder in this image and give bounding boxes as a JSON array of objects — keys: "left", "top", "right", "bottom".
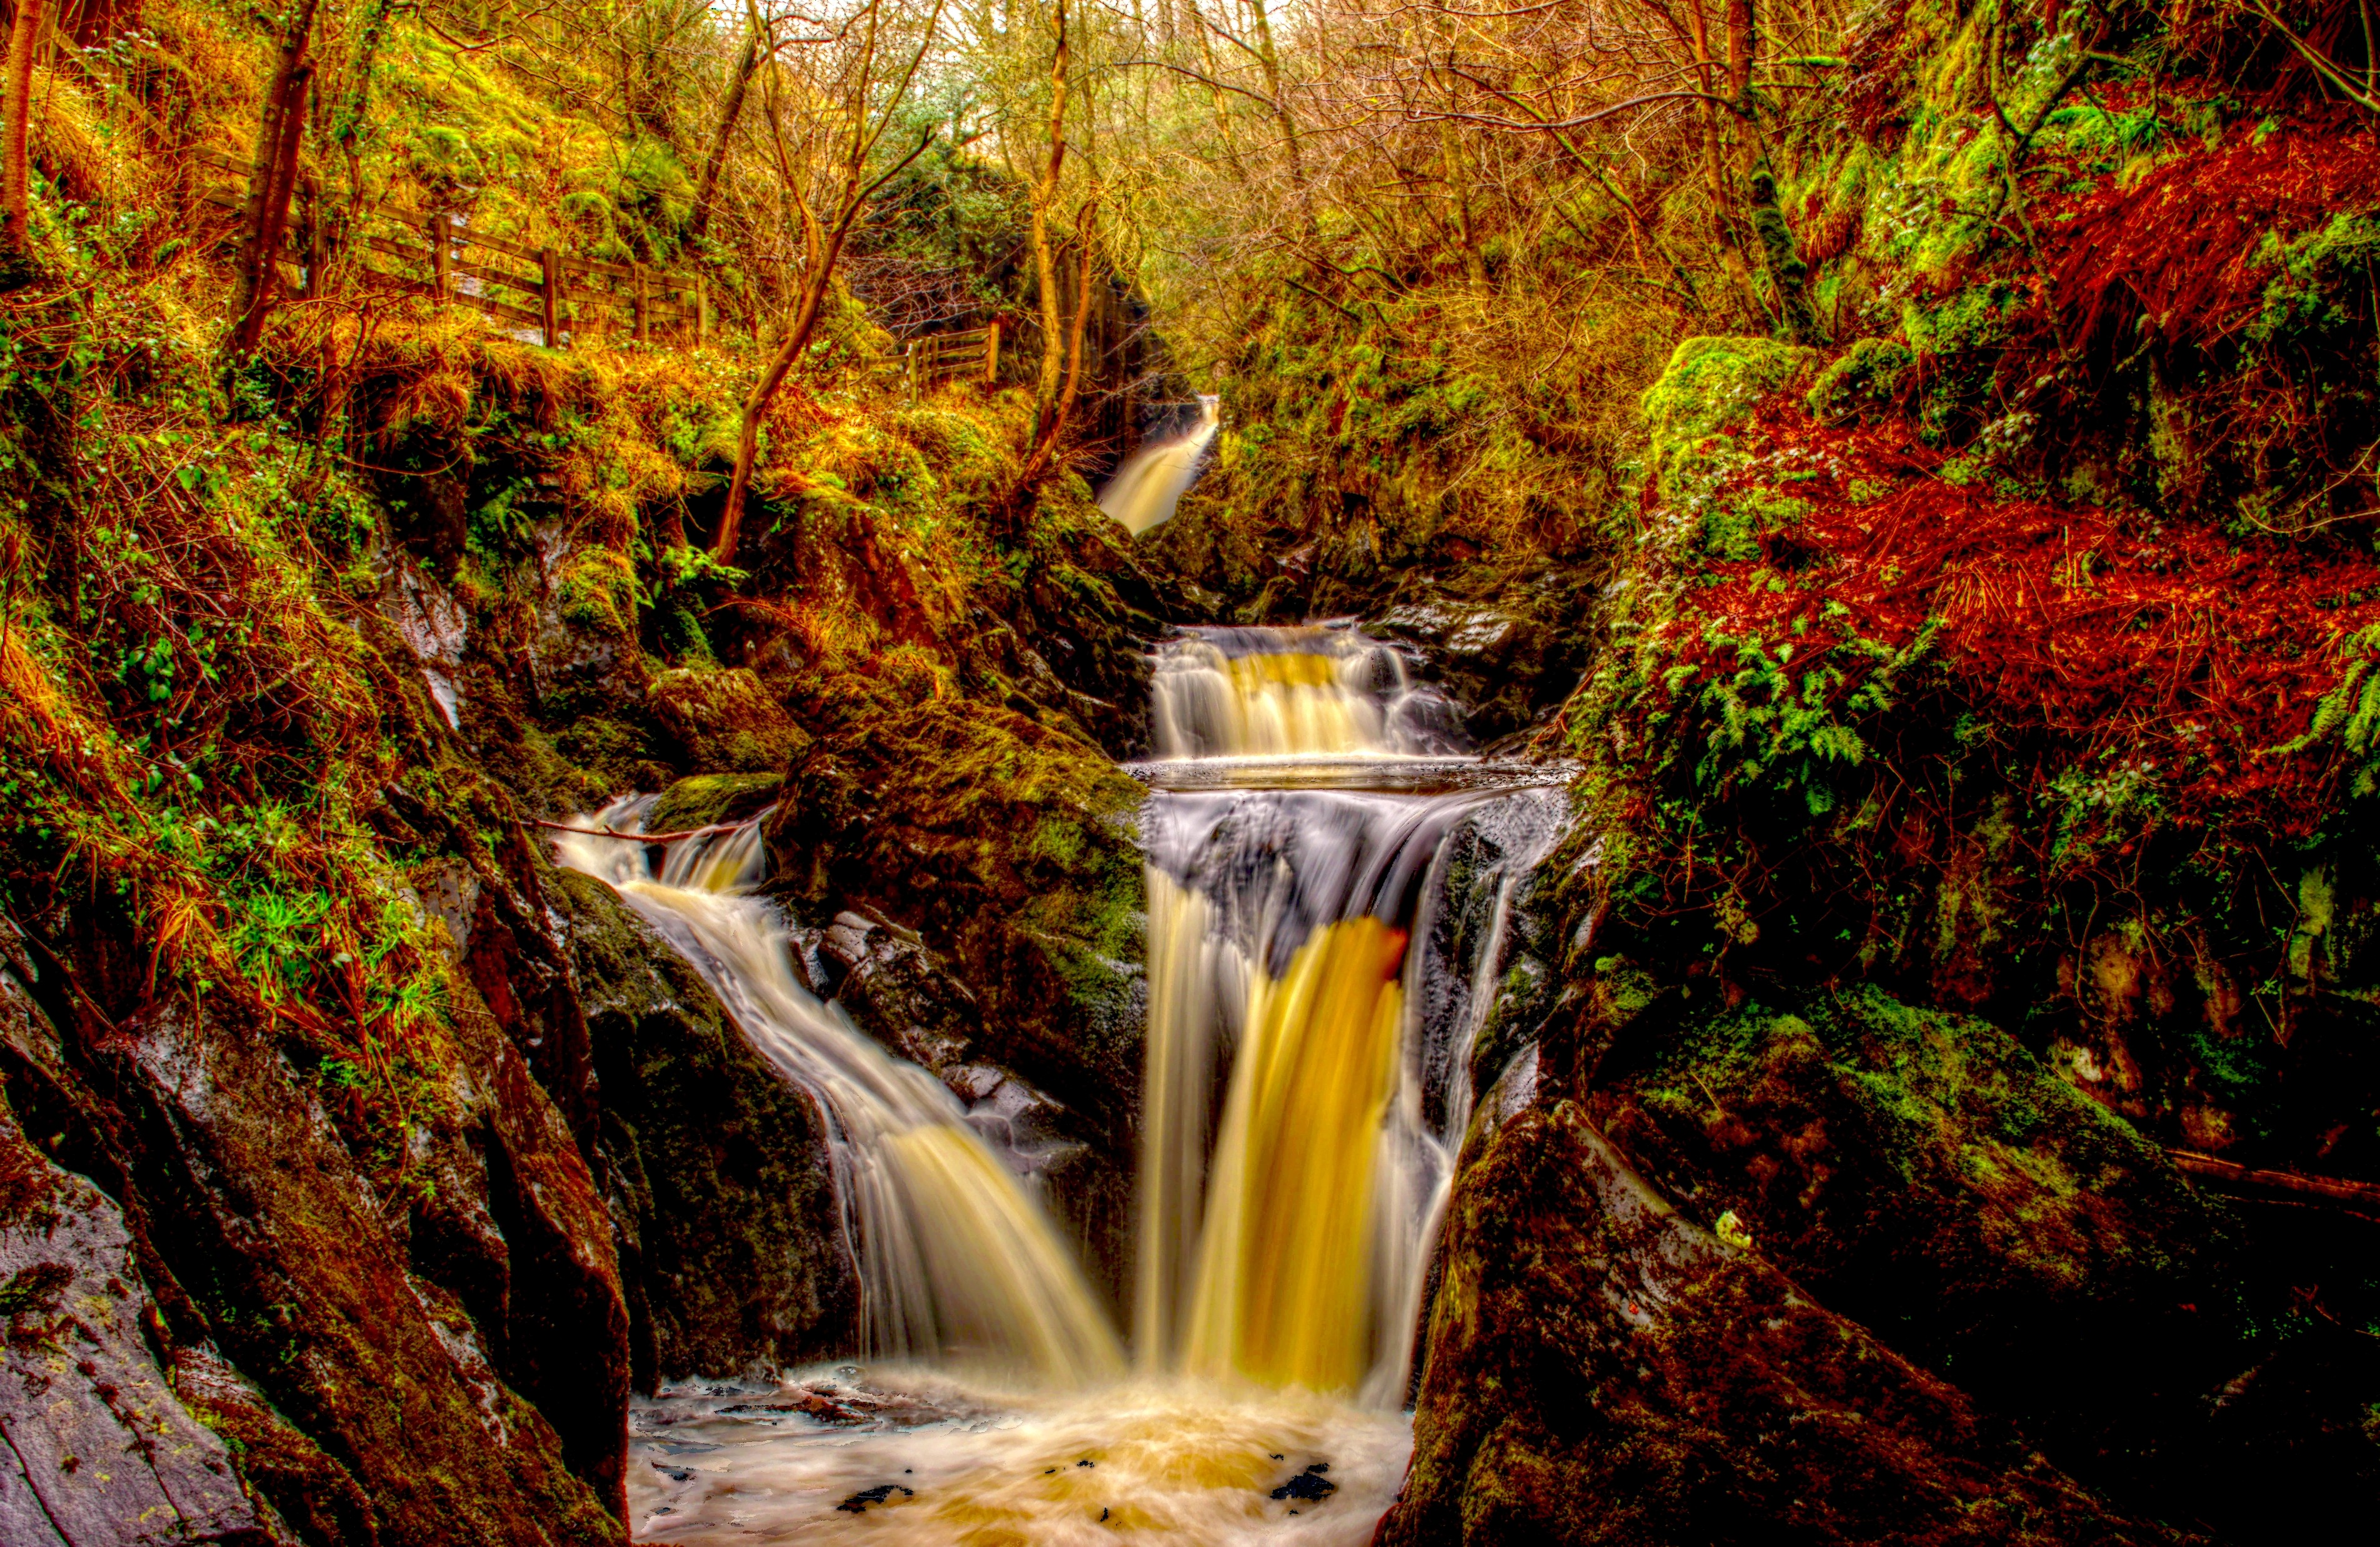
[{"left": 1379, "top": 1099, "right": 2170, "bottom": 1546}]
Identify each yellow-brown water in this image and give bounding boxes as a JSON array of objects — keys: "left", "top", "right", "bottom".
[
  {"left": 555, "top": 801, "right": 1123, "bottom": 1386},
  {"left": 1148, "top": 628, "right": 1464, "bottom": 761},
  {"left": 1182, "top": 915, "right": 1408, "bottom": 1391},
  {"left": 1098, "top": 396, "right": 1222, "bottom": 536},
  {"left": 628, "top": 1372, "right": 1409, "bottom": 1544}
]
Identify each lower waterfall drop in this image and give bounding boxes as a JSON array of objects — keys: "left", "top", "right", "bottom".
[
  {"left": 1136, "top": 779, "right": 1564, "bottom": 1406},
  {"left": 586, "top": 627, "right": 1558, "bottom": 1543}
]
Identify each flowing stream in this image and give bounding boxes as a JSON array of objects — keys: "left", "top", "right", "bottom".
[
  {"left": 1098, "top": 397, "right": 1222, "bottom": 536},
  {"left": 586, "top": 623, "right": 1559, "bottom": 1543}
]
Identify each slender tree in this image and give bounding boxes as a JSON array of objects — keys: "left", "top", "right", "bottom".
[
  {"left": 228, "top": 0, "right": 324, "bottom": 355},
  {"left": 0, "top": 0, "right": 49, "bottom": 273},
  {"left": 1027, "top": 0, "right": 1072, "bottom": 416},
  {"left": 1015, "top": 199, "right": 1097, "bottom": 490},
  {"left": 711, "top": 0, "right": 946, "bottom": 565},
  {"left": 690, "top": 0, "right": 771, "bottom": 241}
]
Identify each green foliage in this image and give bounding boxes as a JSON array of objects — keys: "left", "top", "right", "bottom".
[
  {"left": 1640, "top": 336, "right": 1815, "bottom": 512},
  {"left": 2247, "top": 213, "right": 2380, "bottom": 348},
  {"left": 1806, "top": 338, "right": 1915, "bottom": 426}
]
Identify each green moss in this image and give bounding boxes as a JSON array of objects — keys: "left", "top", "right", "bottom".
[
  {"left": 555, "top": 549, "right": 641, "bottom": 638},
  {"left": 1805, "top": 337, "right": 1915, "bottom": 425},
  {"left": 1639, "top": 336, "right": 1817, "bottom": 513},
  {"left": 646, "top": 773, "right": 784, "bottom": 834}
]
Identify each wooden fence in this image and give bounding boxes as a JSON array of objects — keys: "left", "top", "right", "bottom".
[
  {"left": 905, "top": 324, "right": 999, "bottom": 399},
  {"left": 197, "top": 149, "right": 710, "bottom": 349}
]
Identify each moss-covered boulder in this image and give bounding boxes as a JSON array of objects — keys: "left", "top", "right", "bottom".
[
  {"left": 556, "top": 869, "right": 857, "bottom": 1384},
  {"left": 646, "top": 772, "right": 785, "bottom": 835},
  {"left": 1380, "top": 1098, "right": 2171, "bottom": 1546},
  {"left": 0, "top": 931, "right": 627, "bottom": 1546},
  {"left": 646, "top": 667, "right": 811, "bottom": 774},
  {"left": 766, "top": 666, "right": 1146, "bottom": 1308},
  {"left": 0, "top": 1057, "right": 271, "bottom": 1545},
  {"left": 1639, "top": 334, "right": 1817, "bottom": 518},
  {"left": 1587, "top": 985, "right": 2239, "bottom": 1499}
]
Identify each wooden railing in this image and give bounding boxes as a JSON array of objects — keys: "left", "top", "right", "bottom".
[
  {"left": 904, "top": 324, "right": 1000, "bottom": 399},
  {"left": 196, "top": 149, "right": 710, "bottom": 349}
]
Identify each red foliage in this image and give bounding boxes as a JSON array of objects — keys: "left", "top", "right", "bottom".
[
  {"left": 2047, "top": 124, "right": 2380, "bottom": 352},
  {"left": 1654, "top": 407, "right": 2380, "bottom": 844}
]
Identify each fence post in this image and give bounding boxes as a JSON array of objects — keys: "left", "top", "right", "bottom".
[
  {"left": 633, "top": 264, "right": 650, "bottom": 344},
  {"left": 906, "top": 340, "right": 919, "bottom": 404},
  {"left": 984, "top": 320, "right": 1000, "bottom": 385},
  {"left": 696, "top": 277, "right": 710, "bottom": 346},
  {"left": 540, "top": 248, "right": 563, "bottom": 348},
  {"left": 430, "top": 212, "right": 451, "bottom": 300}
]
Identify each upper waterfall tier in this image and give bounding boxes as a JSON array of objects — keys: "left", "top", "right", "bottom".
[{"left": 1148, "top": 625, "right": 1469, "bottom": 761}]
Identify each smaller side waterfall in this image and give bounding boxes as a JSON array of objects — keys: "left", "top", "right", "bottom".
[
  {"left": 555, "top": 799, "right": 1123, "bottom": 1386},
  {"left": 1097, "top": 395, "right": 1220, "bottom": 536},
  {"left": 1150, "top": 626, "right": 1469, "bottom": 761}
]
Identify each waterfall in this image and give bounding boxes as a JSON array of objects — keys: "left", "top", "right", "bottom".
[
  {"left": 554, "top": 799, "right": 1124, "bottom": 1386},
  {"left": 1097, "top": 395, "right": 1222, "bottom": 536},
  {"left": 1135, "top": 629, "right": 1564, "bottom": 1406},
  {"left": 1149, "top": 625, "right": 1469, "bottom": 761}
]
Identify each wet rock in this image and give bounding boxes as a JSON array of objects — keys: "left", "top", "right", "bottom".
[
  {"left": 646, "top": 668, "right": 810, "bottom": 774},
  {"left": 766, "top": 672, "right": 1148, "bottom": 1312},
  {"left": 556, "top": 869, "right": 858, "bottom": 1385},
  {"left": 835, "top": 1482, "right": 914, "bottom": 1513},
  {"left": 1270, "top": 1463, "right": 1337, "bottom": 1503},
  {"left": 0, "top": 1093, "right": 273, "bottom": 1547},
  {"left": 171, "top": 1346, "right": 374, "bottom": 1547},
  {"left": 646, "top": 773, "right": 784, "bottom": 836},
  {"left": 0, "top": 938, "right": 626, "bottom": 1546},
  {"left": 1585, "top": 986, "right": 2239, "bottom": 1506},
  {"left": 1378, "top": 1099, "right": 2171, "bottom": 1546}
]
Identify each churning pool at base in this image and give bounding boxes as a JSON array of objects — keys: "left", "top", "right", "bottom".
[{"left": 628, "top": 1367, "right": 1412, "bottom": 1544}]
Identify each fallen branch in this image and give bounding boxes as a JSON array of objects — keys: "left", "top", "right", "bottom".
[{"left": 2167, "top": 1148, "right": 2380, "bottom": 1215}]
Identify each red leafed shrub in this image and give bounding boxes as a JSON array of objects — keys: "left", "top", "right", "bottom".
[
  {"left": 1640, "top": 406, "right": 2380, "bottom": 851},
  {"left": 2048, "top": 123, "right": 2380, "bottom": 352}
]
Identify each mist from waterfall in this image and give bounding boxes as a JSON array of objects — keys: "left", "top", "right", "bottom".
[{"left": 553, "top": 800, "right": 1123, "bottom": 1387}]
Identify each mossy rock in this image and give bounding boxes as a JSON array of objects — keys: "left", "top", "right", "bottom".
[
  {"left": 1805, "top": 336, "right": 1915, "bottom": 426},
  {"left": 1382, "top": 1098, "right": 2164, "bottom": 1546},
  {"left": 648, "top": 772, "right": 785, "bottom": 834},
  {"left": 766, "top": 666, "right": 1147, "bottom": 1311},
  {"left": 556, "top": 869, "right": 858, "bottom": 1382},
  {"left": 1639, "top": 334, "right": 1817, "bottom": 514},
  {"left": 553, "top": 547, "right": 640, "bottom": 638},
  {"left": 645, "top": 666, "right": 811, "bottom": 774},
  {"left": 1590, "top": 984, "right": 2241, "bottom": 1502}
]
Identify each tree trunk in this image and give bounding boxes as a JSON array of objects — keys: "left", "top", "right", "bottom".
[
  {"left": 690, "top": 9, "right": 765, "bottom": 242},
  {"left": 229, "top": 56, "right": 314, "bottom": 354},
  {"left": 0, "top": 0, "right": 49, "bottom": 269},
  {"left": 713, "top": 276, "right": 830, "bottom": 567},
  {"left": 1030, "top": 0, "right": 1071, "bottom": 414},
  {"left": 1749, "top": 161, "right": 1818, "bottom": 344},
  {"left": 1017, "top": 211, "right": 1096, "bottom": 491},
  {"left": 712, "top": 126, "right": 940, "bottom": 566},
  {"left": 228, "top": 0, "right": 323, "bottom": 354},
  {"left": 1724, "top": 0, "right": 1756, "bottom": 107}
]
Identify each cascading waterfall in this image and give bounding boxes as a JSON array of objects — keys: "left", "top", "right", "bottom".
[
  {"left": 1097, "top": 395, "right": 1222, "bottom": 536},
  {"left": 1135, "top": 628, "right": 1564, "bottom": 1406},
  {"left": 610, "top": 626, "right": 1557, "bottom": 1541},
  {"left": 554, "top": 799, "right": 1123, "bottom": 1386},
  {"left": 1149, "top": 625, "right": 1469, "bottom": 761}
]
